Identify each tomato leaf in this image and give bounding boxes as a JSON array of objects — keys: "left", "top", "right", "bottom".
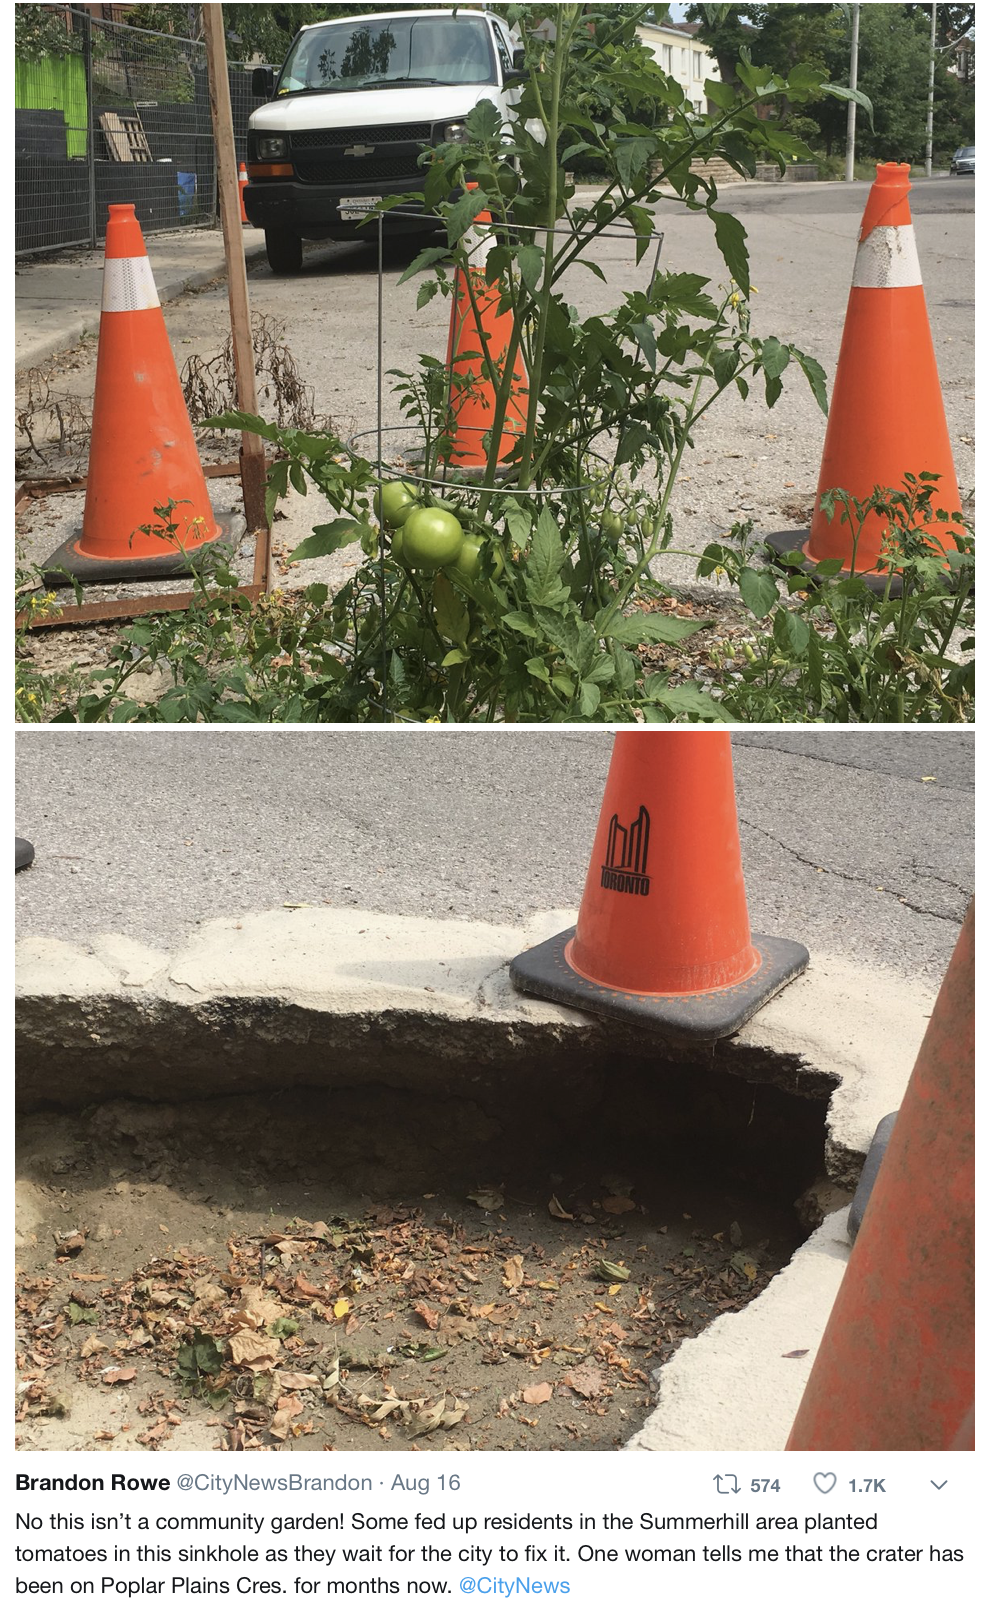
[
  {"left": 773, "top": 608, "right": 810, "bottom": 658},
  {"left": 515, "top": 243, "right": 544, "bottom": 293},
  {"left": 396, "top": 244, "right": 451, "bottom": 287},
  {"left": 709, "top": 208, "right": 749, "bottom": 297},
  {"left": 738, "top": 567, "right": 779, "bottom": 619},
  {"left": 524, "top": 508, "right": 568, "bottom": 605},
  {"left": 641, "top": 677, "right": 733, "bottom": 721},
  {"left": 606, "top": 611, "right": 704, "bottom": 646},
  {"left": 290, "top": 519, "right": 371, "bottom": 561},
  {"left": 433, "top": 572, "right": 470, "bottom": 644}
]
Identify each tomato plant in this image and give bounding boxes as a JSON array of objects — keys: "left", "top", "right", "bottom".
[{"left": 91, "top": 10, "right": 912, "bottom": 725}]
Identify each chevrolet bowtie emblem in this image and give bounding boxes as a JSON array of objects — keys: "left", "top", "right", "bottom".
[{"left": 345, "top": 143, "right": 375, "bottom": 157}]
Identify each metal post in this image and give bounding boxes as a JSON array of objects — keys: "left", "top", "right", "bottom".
[
  {"left": 844, "top": 3, "right": 860, "bottom": 182},
  {"left": 925, "top": 3, "right": 937, "bottom": 178},
  {"left": 83, "top": 12, "right": 96, "bottom": 248}
]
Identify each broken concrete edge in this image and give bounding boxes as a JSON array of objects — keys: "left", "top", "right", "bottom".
[
  {"left": 16, "top": 905, "right": 929, "bottom": 1454},
  {"left": 16, "top": 905, "right": 931, "bottom": 1184},
  {"left": 626, "top": 1208, "right": 849, "bottom": 1452},
  {"left": 15, "top": 240, "right": 271, "bottom": 374}
]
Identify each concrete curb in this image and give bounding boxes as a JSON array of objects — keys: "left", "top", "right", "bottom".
[
  {"left": 16, "top": 905, "right": 932, "bottom": 1451},
  {"left": 627, "top": 1209, "right": 850, "bottom": 1451}
]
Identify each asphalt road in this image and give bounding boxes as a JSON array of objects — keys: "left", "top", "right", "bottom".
[{"left": 15, "top": 728, "right": 973, "bottom": 983}]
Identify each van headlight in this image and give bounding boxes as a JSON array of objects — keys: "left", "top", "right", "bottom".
[
  {"left": 443, "top": 121, "right": 469, "bottom": 143},
  {"left": 257, "top": 135, "right": 290, "bottom": 160}
]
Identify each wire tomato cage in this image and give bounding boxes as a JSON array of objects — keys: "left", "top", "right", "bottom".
[{"left": 344, "top": 203, "right": 665, "bottom": 720}]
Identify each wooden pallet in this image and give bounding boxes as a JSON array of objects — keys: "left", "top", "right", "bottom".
[{"left": 99, "top": 110, "right": 153, "bottom": 162}]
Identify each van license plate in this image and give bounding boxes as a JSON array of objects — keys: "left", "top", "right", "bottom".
[{"left": 338, "top": 197, "right": 379, "bottom": 220}]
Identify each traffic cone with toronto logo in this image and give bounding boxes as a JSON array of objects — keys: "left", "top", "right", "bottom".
[
  {"left": 786, "top": 903, "right": 974, "bottom": 1451},
  {"left": 41, "top": 203, "right": 228, "bottom": 586},
  {"left": 509, "top": 732, "right": 808, "bottom": 1040},
  {"left": 238, "top": 161, "right": 249, "bottom": 224},
  {"left": 767, "top": 162, "right": 963, "bottom": 581},
  {"left": 442, "top": 182, "right": 529, "bottom": 475}
]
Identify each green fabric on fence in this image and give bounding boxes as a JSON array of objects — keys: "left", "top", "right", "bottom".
[{"left": 16, "top": 54, "right": 88, "bottom": 158}]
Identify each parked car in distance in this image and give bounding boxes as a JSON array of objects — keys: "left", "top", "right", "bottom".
[{"left": 949, "top": 145, "right": 975, "bottom": 175}]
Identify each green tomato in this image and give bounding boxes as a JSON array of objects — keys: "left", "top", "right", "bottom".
[
  {"left": 449, "top": 535, "right": 483, "bottom": 583},
  {"left": 374, "top": 480, "right": 420, "bottom": 530},
  {"left": 448, "top": 535, "right": 506, "bottom": 588},
  {"left": 390, "top": 526, "right": 406, "bottom": 563},
  {"left": 402, "top": 506, "right": 464, "bottom": 571},
  {"left": 601, "top": 511, "right": 625, "bottom": 542}
]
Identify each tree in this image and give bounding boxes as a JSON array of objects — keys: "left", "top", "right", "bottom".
[
  {"left": 684, "top": 3, "right": 755, "bottom": 85},
  {"left": 689, "top": 3, "right": 971, "bottom": 162}
]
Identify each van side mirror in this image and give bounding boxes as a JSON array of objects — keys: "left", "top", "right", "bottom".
[
  {"left": 512, "top": 47, "right": 526, "bottom": 70},
  {"left": 251, "top": 66, "right": 275, "bottom": 98}
]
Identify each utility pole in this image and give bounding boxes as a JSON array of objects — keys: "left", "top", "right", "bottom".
[
  {"left": 844, "top": 3, "right": 860, "bottom": 182},
  {"left": 925, "top": 3, "right": 937, "bottom": 177}
]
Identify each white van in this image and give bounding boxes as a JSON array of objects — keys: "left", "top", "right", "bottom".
[{"left": 245, "top": 8, "right": 525, "bottom": 273}]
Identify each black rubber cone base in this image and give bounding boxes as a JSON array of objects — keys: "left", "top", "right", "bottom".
[
  {"left": 15, "top": 837, "right": 35, "bottom": 871},
  {"left": 40, "top": 514, "right": 237, "bottom": 590},
  {"left": 509, "top": 927, "right": 810, "bottom": 1042},
  {"left": 765, "top": 527, "right": 905, "bottom": 600}
]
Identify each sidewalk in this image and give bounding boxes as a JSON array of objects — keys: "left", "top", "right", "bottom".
[{"left": 15, "top": 224, "right": 270, "bottom": 373}]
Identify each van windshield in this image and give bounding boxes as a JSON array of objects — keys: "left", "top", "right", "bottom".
[{"left": 277, "top": 15, "right": 496, "bottom": 95}]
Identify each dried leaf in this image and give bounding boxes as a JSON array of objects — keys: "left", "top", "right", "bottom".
[
  {"left": 601, "top": 1195, "right": 636, "bottom": 1215},
  {"left": 55, "top": 1229, "right": 88, "bottom": 1257},
  {"left": 467, "top": 1186, "right": 504, "bottom": 1211},
  {"left": 227, "top": 1329, "right": 279, "bottom": 1371},
  {"left": 595, "top": 1260, "right": 630, "bottom": 1282},
  {"left": 102, "top": 1368, "right": 136, "bottom": 1385},
  {"left": 414, "top": 1302, "right": 440, "bottom": 1332},
  {"left": 564, "top": 1361, "right": 606, "bottom": 1400},
  {"left": 502, "top": 1255, "right": 524, "bottom": 1290},
  {"left": 522, "top": 1382, "right": 553, "bottom": 1406},
  {"left": 548, "top": 1195, "right": 574, "bottom": 1221},
  {"left": 234, "top": 1285, "right": 285, "bottom": 1327},
  {"left": 79, "top": 1334, "right": 108, "bottom": 1359},
  {"left": 269, "top": 1394, "right": 304, "bottom": 1441}
]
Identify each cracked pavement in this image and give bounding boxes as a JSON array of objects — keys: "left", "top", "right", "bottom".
[{"left": 15, "top": 729, "right": 972, "bottom": 985}]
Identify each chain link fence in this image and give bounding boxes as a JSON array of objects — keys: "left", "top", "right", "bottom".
[{"left": 15, "top": 7, "right": 266, "bottom": 256}]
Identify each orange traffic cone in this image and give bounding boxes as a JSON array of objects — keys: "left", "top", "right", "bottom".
[
  {"left": 238, "top": 161, "right": 249, "bottom": 225},
  {"left": 768, "top": 163, "right": 963, "bottom": 582},
  {"left": 510, "top": 733, "right": 808, "bottom": 1039},
  {"left": 786, "top": 904, "right": 974, "bottom": 1451},
  {"left": 442, "top": 183, "right": 529, "bottom": 475},
  {"left": 42, "top": 204, "right": 229, "bottom": 587}
]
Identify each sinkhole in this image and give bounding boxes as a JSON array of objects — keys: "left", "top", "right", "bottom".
[{"left": 16, "top": 998, "right": 842, "bottom": 1454}]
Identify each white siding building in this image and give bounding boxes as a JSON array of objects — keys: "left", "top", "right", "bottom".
[{"left": 636, "top": 17, "right": 720, "bottom": 113}]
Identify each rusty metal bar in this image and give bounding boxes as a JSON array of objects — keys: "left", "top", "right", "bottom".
[
  {"left": 17, "top": 463, "right": 271, "bottom": 632},
  {"left": 18, "top": 579, "right": 267, "bottom": 631}
]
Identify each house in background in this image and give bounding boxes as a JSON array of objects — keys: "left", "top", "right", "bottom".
[{"left": 636, "top": 13, "right": 721, "bottom": 113}]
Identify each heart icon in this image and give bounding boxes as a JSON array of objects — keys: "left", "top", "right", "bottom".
[{"left": 813, "top": 1472, "right": 837, "bottom": 1494}]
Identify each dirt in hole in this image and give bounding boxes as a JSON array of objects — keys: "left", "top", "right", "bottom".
[{"left": 16, "top": 1077, "right": 826, "bottom": 1455}]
